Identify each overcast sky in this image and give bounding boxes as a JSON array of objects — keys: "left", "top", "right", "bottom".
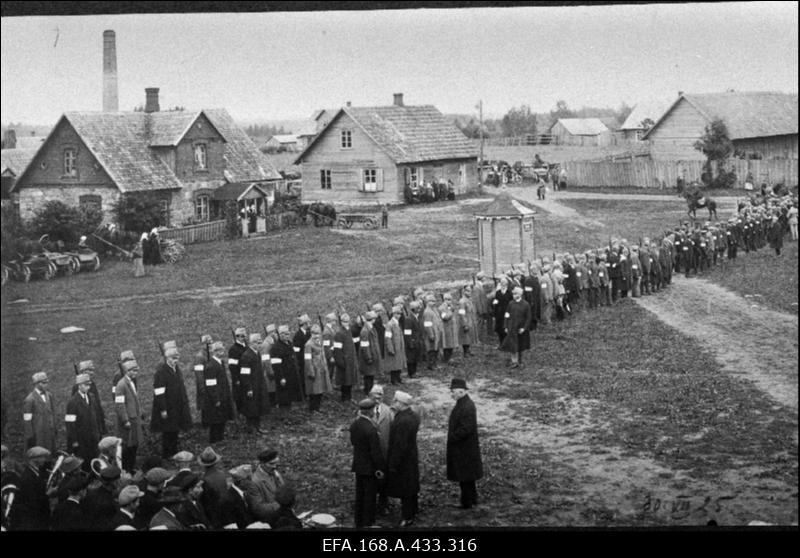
[{"left": 1, "top": 2, "right": 797, "bottom": 126}]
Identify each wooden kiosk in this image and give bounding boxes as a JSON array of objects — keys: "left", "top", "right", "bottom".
[{"left": 474, "top": 190, "right": 537, "bottom": 276}]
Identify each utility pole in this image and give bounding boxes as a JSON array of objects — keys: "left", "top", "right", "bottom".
[{"left": 478, "top": 100, "right": 484, "bottom": 189}]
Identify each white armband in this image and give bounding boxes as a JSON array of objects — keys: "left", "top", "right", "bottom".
[
  {"left": 115, "top": 396, "right": 125, "bottom": 404},
  {"left": 423, "top": 321, "right": 433, "bottom": 327},
  {"left": 228, "top": 358, "right": 238, "bottom": 365},
  {"left": 205, "top": 379, "right": 218, "bottom": 387},
  {"left": 360, "top": 341, "right": 370, "bottom": 347},
  {"left": 194, "top": 364, "right": 204, "bottom": 372},
  {"left": 304, "top": 353, "right": 312, "bottom": 360},
  {"left": 65, "top": 414, "right": 77, "bottom": 423},
  {"left": 154, "top": 387, "right": 166, "bottom": 396},
  {"left": 23, "top": 413, "right": 33, "bottom": 421},
  {"left": 240, "top": 367, "right": 251, "bottom": 375},
  {"left": 403, "top": 329, "right": 412, "bottom": 335},
  {"left": 333, "top": 342, "right": 343, "bottom": 349},
  {"left": 270, "top": 358, "right": 282, "bottom": 365}
]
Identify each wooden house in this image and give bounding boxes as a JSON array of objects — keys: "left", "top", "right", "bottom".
[
  {"left": 264, "top": 134, "right": 299, "bottom": 152},
  {"left": 12, "top": 89, "right": 282, "bottom": 225},
  {"left": 643, "top": 91, "right": 799, "bottom": 160},
  {"left": 294, "top": 94, "right": 479, "bottom": 205},
  {"left": 549, "top": 118, "right": 611, "bottom": 147}
]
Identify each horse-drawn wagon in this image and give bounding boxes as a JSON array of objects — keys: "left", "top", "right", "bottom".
[{"left": 336, "top": 213, "right": 381, "bottom": 229}]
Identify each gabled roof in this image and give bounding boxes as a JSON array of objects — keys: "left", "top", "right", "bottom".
[
  {"left": 552, "top": 118, "right": 610, "bottom": 136},
  {"left": 620, "top": 100, "right": 672, "bottom": 130},
  {"left": 474, "top": 191, "right": 536, "bottom": 218},
  {"left": 1, "top": 148, "right": 39, "bottom": 177},
  {"left": 268, "top": 134, "right": 298, "bottom": 144},
  {"left": 643, "top": 91, "right": 799, "bottom": 140},
  {"left": 296, "top": 104, "right": 478, "bottom": 165},
  {"left": 212, "top": 181, "right": 272, "bottom": 201},
  {"left": 311, "top": 108, "right": 338, "bottom": 121},
  {"left": 16, "top": 108, "right": 281, "bottom": 194}
]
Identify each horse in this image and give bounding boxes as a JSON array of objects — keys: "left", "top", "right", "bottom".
[{"left": 685, "top": 193, "right": 717, "bottom": 220}]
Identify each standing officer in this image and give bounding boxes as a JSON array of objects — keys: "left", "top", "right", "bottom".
[
  {"left": 446, "top": 378, "right": 483, "bottom": 510},
  {"left": 73, "top": 360, "right": 107, "bottom": 437},
  {"left": 240, "top": 333, "right": 269, "bottom": 433},
  {"left": 65, "top": 373, "right": 101, "bottom": 470},
  {"left": 349, "top": 398, "right": 385, "bottom": 529},
  {"left": 272, "top": 325, "right": 304, "bottom": 414},
  {"left": 358, "top": 311, "right": 382, "bottom": 396},
  {"left": 403, "top": 302, "right": 424, "bottom": 379},
  {"left": 22, "top": 372, "right": 57, "bottom": 453},
  {"left": 228, "top": 327, "right": 248, "bottom": 416},
  {"left": 151, "top": 345, "right": 193, "bottom": 458},
  {"left": 333, "top": 313, "right": 359, "bottom": 402},
  {"left": 386, "top": 391, "right": 420, "bottom": 528},
  {"left": 193, "top": 334, "right": 214, "bottom": 411},
  {"left": 201, "top": 341, "right": 234, "bottom": 443},
  {"left": 115, "top": 359, "right": 143, "bottom": 474}
]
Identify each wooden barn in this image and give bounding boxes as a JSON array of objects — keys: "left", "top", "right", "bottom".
[
  {"left": 643, "top": 91, "right": 799, "bottom": 160},
  {"left": 12, "top": 88, "right": 282, "bottom": 225},
  {"left": 264, "top": 134, "right": 299, "bottom": 152},
  {"left": 549, "top": 118, "right": 612, "bottom": 147},
  {"left": 294, "top": 94, "right": 479, "bottom": 205}
]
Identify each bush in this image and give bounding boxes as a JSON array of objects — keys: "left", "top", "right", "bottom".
[
  {"left": 712, "top": 168, "right": 737, "bottom": 189},
  {"left": 1, "top": 205, "right": 26, "bottom": 261},
  {"left": 113, "top": 192, "right": 166, "bottom": 233},
  {"left": 224, "top": 200, "right": 240, "bottom": 240},
  {"left": 29, "top": 200, "right": 103, "bottom": 245}
]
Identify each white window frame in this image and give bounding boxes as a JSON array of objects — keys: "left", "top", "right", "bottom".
[
  {"left": 340, "top": 129, "right": 352, "bottom": 149},
  {"left": 320, "top": 169, "right": 332, "bottom": 189},
  {"left": 195, "top": 194, "right": 210, "bottom": 221},
  {"left": 362, "top": 168, "right": 383, "bottom": 193},
  {"left": 194, "top": 143, "right": 208, "bottom": 170},
  {"left": 64, "top": 148, "right": 77, "bottom": 177}
]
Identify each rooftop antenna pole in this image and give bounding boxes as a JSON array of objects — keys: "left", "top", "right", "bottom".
[{"left": 478, "top": 99, "right": 484, "bottom": 191}]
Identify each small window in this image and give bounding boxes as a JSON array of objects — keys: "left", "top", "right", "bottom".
[
  {"left": 341, "top": 130, "right": 352, "bottom": 149},
  {"left": 79, "top": 194, "right": 102, "bottom": 212},
  {"left": 405, "top": 167, "right": 418, "bottom": 188},
  {"left": 320, "top": 169, "right": 332, "bottom": 189},
  {"left": 194, "top": 144, "right": 208, "bottom": 170},
  {"left": 363, "top": 169, "right": 377, "bottom": 192},
  {"left": 63, "top": 148, "right": 77, "bottom": 177},
  {"left": 195, "top": 194, "right": 210, "bottom": 221}
]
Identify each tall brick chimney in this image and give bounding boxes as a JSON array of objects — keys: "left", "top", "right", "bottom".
[
  {"left": 393, "top": 93, "right": 404, "bottom": 107},
  {"left": 3, "top": 129, "right": 16, "bottom": 149},
  {"left": 145, "top": 88, "right": 160, "bottom": 113},
  {"left": 102, "top": 30, "right": 118, "bottom": 112}
]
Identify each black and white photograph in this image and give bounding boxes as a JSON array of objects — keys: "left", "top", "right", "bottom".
[{"left": 1, "top": 1, "right": 797, "bottom": 536}]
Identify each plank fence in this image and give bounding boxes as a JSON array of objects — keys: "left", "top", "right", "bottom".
[
  {"left": 564, "top": 158, "right": 798, "bottom": 189},
  {"left": 157, "top": 219, "right": 227, "bottom": 244}
]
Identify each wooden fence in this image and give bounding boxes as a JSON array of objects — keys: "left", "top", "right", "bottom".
[
  {"left": 564, "top": 158, "right": 798, "bottom": 189},
  {"left": 157, "top": 219, "right": 227, "bottom": 244}
]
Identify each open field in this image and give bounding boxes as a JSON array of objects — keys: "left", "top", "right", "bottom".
[{"left": 1, "top": 191, "right": 796, "bottom": 528}]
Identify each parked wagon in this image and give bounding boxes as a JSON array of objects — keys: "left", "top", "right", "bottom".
[{"left": 336, "top": 213, "right": 381, "bottom": 230}]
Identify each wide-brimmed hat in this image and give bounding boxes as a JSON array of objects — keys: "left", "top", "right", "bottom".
[
  {"left": 449, "top": 378, "right": 468, "bottom": 390},
  {"left": 198, "top": 447, "right": 221, "bottom": 467}
]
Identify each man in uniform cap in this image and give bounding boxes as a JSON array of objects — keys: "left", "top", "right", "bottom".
[
  {"left": 349, "top": 398, "right": 385, "bottom": 528},
  {"left": 332, "top": 313, "right": 359, "bottom": 403},
  {"left": 22, "top": 372, "right": 57, "bottom": 452},
  {"left": 82, "top": 465, "right": 121, "bottom": 531},
  {"left": 387, "top": 391, "right": 420, "bottom": 527},
  {"left": 65, "top": 373, "right": 101, "bottom": 471},
  {"left": 112, "top": 350, "right": 138, "bottom": 396},
  {"left": 384, "top": 305, "right": 407, "bottom": 385},
  {"left": 403, "top": 301, "right": 424, "bottom": 379},
  {"left": 262, "top": 324, "right": 279, "bottom": 408},
  {"left": 446, "top": 378, "right": 483, "bottom": 510},
  {"left": 293, "top": 315, "right": 313, "bottom": 400},
  {"left": 201, "top": 341, "right": 234, "bottom": 443},
  {"left": 51, "top": 474, "right": 90, "bottom": 531},
  {"left": 151, "top": 345, "right": 192, "bottom": 458},
  {"left": 238, "top": 333, "right": 269, "bottom": 433},
  {"left": 272, "top": 325, "right": 304, "bottom": 414},
  {"left": 73, "top": 360, "right": 107, "bottom": 437},
  {"left": 193, "top": 334, "right": 214, "bottom": 411},
  {"left": 115, "top": 359, "right": 143, "bottom": 474},
  {"left": 228, "top": 327, "right": 248, "bottom": 416},
  {"left": 112, "top": 484, "right": 145, "bottom": 530},
  {"left": 305, "top": 323, "right": 333, "bottom": 412},
  {"left": 13, "top": 447, "right": 53, "bottom": 530},
  {"left": 251, "top": 449, "right": 286, "bottom": 525},
  {"left": 358, "top": 311, "right": 382, "bottom": 396}
]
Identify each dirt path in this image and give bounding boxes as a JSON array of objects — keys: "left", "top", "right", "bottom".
[{"left": 634, "top": 276, "right": 798, "bottom": 410}]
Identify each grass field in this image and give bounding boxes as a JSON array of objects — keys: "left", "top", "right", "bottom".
[{"left": 1, "top": 193, "right": 796, "bottom": 527}]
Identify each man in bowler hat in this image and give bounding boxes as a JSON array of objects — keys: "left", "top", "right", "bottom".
[{"left": 446, "top": 378, "right": 483, "bottom": 509}]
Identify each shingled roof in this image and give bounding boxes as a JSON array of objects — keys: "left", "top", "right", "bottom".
[
  {"left": 296, "top": 105, "right": 478, "bottom": 165},
  {"left": 1, "top": 148, "right": 39, "bottom": 177},
  {"left": 644, "top": 91, "right": 799, "bottom": 140},
  {"left": 16, "top": 109, "right": 281, "bottom": 194},
  {"left": 474, "top": 190, "right": 536, "bottom": 218}
]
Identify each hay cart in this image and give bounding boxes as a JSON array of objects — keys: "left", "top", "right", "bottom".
[{"left": 336, "top": 213, "right": 381, "bottom": 230}]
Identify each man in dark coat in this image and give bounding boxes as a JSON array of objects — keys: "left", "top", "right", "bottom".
[
  {"left": 386, "top": 391, "right": 420, "bottom": 527},
  {"left": 137, "top": 466, "right": 170, "bottom": 528},
  {"left": 228, "top": 327, "right": 248, "bottom": 414},
  {"left": 293, "top": 314, "right": 313, "bottom": 400},
  {"left": 239, "top": 333, "right": 269, "bottom": 433},
  {"left": 51, "top": 474, "right": 90, "bottom": 531},
  {"left": 202, "top": 341, "right": 234, "bottom": 443},
  {"left": 12, "top": 446, "right": 52, "bottom": 531},
  {"left": 403, "top": 302, "right": 424, "bottom": 379},
  {"left": 358, "top": 311, "right": 382, "bottom": 396},
  {"left": 65, "top": 373, "right": 102, "bottom": 469},
  {"left": 767, "top": 214, "right": 784, "bottom": 255},
  {"left": 81, "top": 465, "right": 121, "bottom": 531},
  {"left": 220, "top": 465, "right": 256, "bottom": 529},
  {"left": 333, "top": 313, "right": 359, "bottom": 402},
  {"left": 521, "top": 265, "right": 541, "bottom": 329},
  {"left": 446, "top": 378, "right": 483, "bottom": 510},
  {"left": 197, "top": 447, "right": 227, "bottom": 529},
  {"left": 193, "top": 334, "right": 213, "bottom": 411},
  {"left": 492, "top": 277, "right": 513, "bottom": 346},
  {"left": 111, "top": 484, "right": 145, "bottom": 530},
  {"left": 272, "top": 325, "right": 304, "bottom": 412},
  {"left": 72, "top": 360, "right": 107, "bottom": 437},
  {"left": 500, "top": 287, "right": 532, "bottom": 368},
  {"left": 150, "top": 346, "right": 193, "bottom": 459},
  {"left": 349, "top": 398, "right": 386, "bottom": 528}
]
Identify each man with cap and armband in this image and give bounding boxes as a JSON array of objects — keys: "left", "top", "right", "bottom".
[
  {"left": 115, "top": 359, "right": 144, "bottom": 474},
  {"left": 446, "top": 378, "right": 483, "bottom": 510},
  {"left": 422, "top": 295, "right": 444, "bottom": 371},
  {"left": 439, "top": 292, "right": 458, "bottom": 364},
  {"left": 228, "top": 326, "right": 248, "bottom": 416},
  {"left": 403, "top": 301, "right": 424, "bottom": 379},
  {"left": 151, "top": 344, "right": 193, "bottom": 459},
  {"left": 112, "top": 350, "right": 138, "bottom": 397},
  {"left": 72, "top": 359, "right": 107, "bottom": 437},
  {"left": 22, "top": 372, "right": 57, "bottom": 453},
  {"left": 251, "top": 448, "right": 286, "bottom": 525},
  {"left": 201, "top": 341, "right": 234, "bottom": 443},
  {"left": 111, "top": 484, "right": 145, "bottom": 530},
  {"left": 322, "top": 313, "right": 339, "bottom": 383},
  {"left": 386, "top": 391, "right": 420, "bottom": 527},
  {"left": 261, "top": 324, "right": 279, "bottom": 408},
  {"left": 305, "top": 324, "right": 333, "bottom": 413},
  {"left": 65, "top": 373, "right": 101, "bottom": 472},
  {"left": 193, "top": 334, "right": 214, "bottom": 411},
  {"left": 272, "top": 325, "right": 304, "bottom": 415},
  {"left": 358, "top": 311, "right": 383, "bottom": 396},
  {"left": 51, "top": 474, "right": 90, "bottom": 531},
  {"left": 471, "top": 271, "right": 493, "bottom": 339},
  {"left": 500, "top": 286, "right": 532, "bottom": 368},
  {"left": 349, "top": 398, "right": 386, "bottom": 529},
  {"left": 239, "top": 332, "right": 269, "bottom": 433},
  {"left": 293, "top": 314, "right": 313, "bottom": 401},
  {"left": 384, "top": 305, "right": 407, "bottom": 385},
  {"left": 333, "top": 313, "right": 360, "bottom": 402}
]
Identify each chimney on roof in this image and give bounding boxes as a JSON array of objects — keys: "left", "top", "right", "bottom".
[
  {"left": 393, "top": 93, "right": 404, "bottom": 107},
  {"left": 678, "top": 91, "right": 684, "bottom": 97},
  {"left": 102, "top": 30, "right": 119, "bottom": 112},
  {"left": 346, "top": 101, "right": 351, "bottom": 107},
  {"left": 145, "top": 88, "right": 160, "bottom": 113},
  {"left": 3, "top": 129, "right": 16, "bottom": 149}
]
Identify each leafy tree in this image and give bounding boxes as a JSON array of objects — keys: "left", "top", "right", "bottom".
[
  {"left": 615, "top": 102, "right": 634, "bottom": 126},
  {"left": 29, "top": 200, "right": 102, "bottom": 244},
  {"left": 694, "top": 118, "right": 736, "bottom": 188},
  {"left": 640, "top": 118, "right": 655, "bottom": 133},
  {"left": 501, "top": 105, "right": 538, "bottom": 138},
  {"left": 113, "top": 192, "right": 167, "bottom": 233},
  {"left": 549, "top": 100, "right": 576, "bottom": 123}
]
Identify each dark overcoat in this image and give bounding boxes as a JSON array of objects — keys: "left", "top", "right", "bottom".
[
  {"left": 271, "top": 340, "right": 304, "bottom": 405},
  {"left": 446, "top": 395, "right": 483, "bottom": 482},
  {"left": 238, "top": 346, "right": 269, "bottom": 418},
  {"left": 201, "top": 357, "right": 234, "bottom": 426},
  {"left": 403, "top": 311, "right": 424, "bottom": 364},
  {"left": 492, "top": 287, "right": 513, "bottom": 336},
  {"left": 333, "top": 327, "right": 360, "bottom": 387},
  {"left": 71, "top": 380, "right": 106, "bottom": 436},
  {"left": 14, "top": 466, "right": 51, "bottom": 531},
  {"left": 52, "top": 498, "right": 88, "bottom": 531},
  {"left": 65, "top": 392, "right": 101, "bottom": 464},
  {"left": 150, "top": 361, "right": 192, "bottom": 433},
  {"left": 350, "top": 415, "right": 385, "bottom": 476},
  {"left": 500, "top": 299, "right": 531, "bottom": 354},
  {"left": 227, "top": 341, "right": 247, "bottom": 411},
  {"left": 358, "top": 324, "right": 382, "bottom": 377},
  {"left": 386, "top": 408, "right": 420, "bottom": 498}
]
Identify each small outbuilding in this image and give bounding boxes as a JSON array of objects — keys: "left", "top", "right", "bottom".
[
  {"left": 212, "top": 181, "right": 274, "bottom": 235},
  {"left": 474, "top": 190, "right": 537, "bottom": 276}
]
